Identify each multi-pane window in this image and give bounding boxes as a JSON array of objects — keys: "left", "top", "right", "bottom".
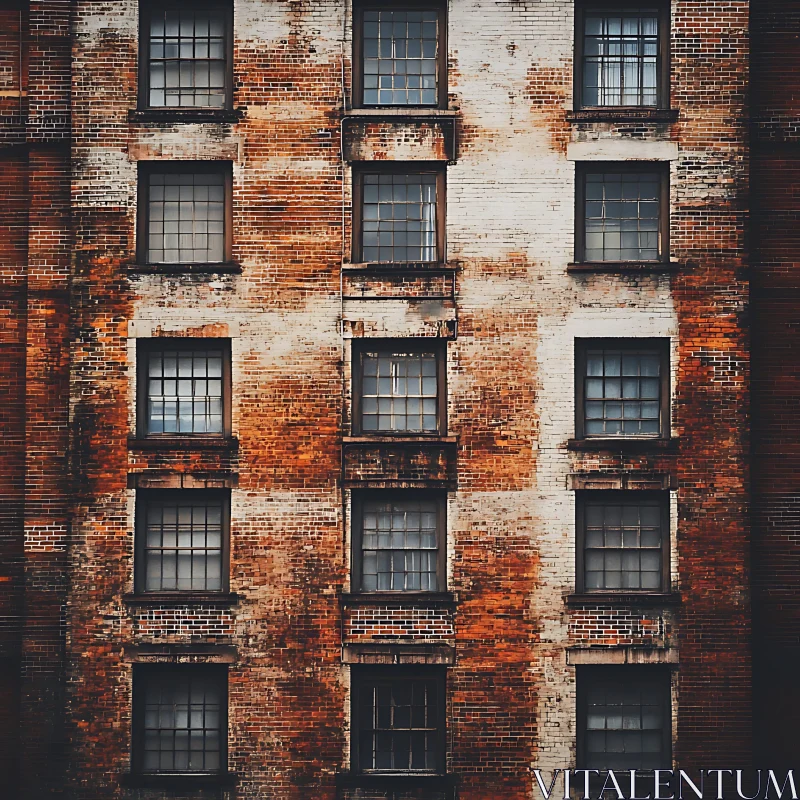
[
  {"left": 579, "top": 168, "right": 665, "bottom": 262},
  {"left": 353, "top": 669, "right": 444, "bottom": 773},
  {"left": 579, "top": 493, "right": 667, "bottom": 592},
  {"left": 579, "top": 668, "right": 670, "bottom": 771},
  {"left": 356, "top": 496, "right": 443, "bottom": 592},
  {"left": 137, "top": 492, "right": 227, "bottom": 593},
  {"left": 357, "top": 171, "right": 442, "bottom": 263},
  {"left": 139, "top": 341, "right": 230, "bottom": 437},
  {"left": 141, "top": 166, "right": 229, "bottom": 265},
  {"left": 576, "top": 340, "right": 668, "bottom": 439},
  {"left": 134, "top": 666, "right": 226, "bottom": 774},
  {"left": 359, "top": 8, "right": 441, "bottom": 106},
  {"left": 581, "top": 11, "right": 660, "bottom": 107},
  {"left": 355, "top": 345, "right": 443, "bottom": 434},
  {"left": 141, "top": 3, "right": 231, "bottom": 109}
]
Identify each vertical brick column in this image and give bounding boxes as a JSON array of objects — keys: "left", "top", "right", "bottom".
[
  {"left": 671, "top": 2, "right": 753, "bottom": 764},
  {"left": 17, "top": 2, "right": 72, "bottom": 797}
]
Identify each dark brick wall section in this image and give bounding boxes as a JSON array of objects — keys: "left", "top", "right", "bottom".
[{"left": 751, "top": 0, "right": 800, "bottom": 769}]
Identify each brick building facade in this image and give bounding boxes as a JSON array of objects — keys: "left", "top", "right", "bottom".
[{"left": 0, "top": 1, "right": 794, "bottom": 798}]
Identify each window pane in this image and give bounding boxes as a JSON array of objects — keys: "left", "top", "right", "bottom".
[
  {"left": 362, "top": 9, "right": 438, "bottom": 106},
  {"left": 582, "top": 347, "right": 662, "bottom": 436},
  {"left": 583, "top": 171, "right": 662, "bottom": 262},
  {"left": 358, "top": 676, "right": 440, "bottom": 772},
  {"left": 582, "top": 13, "right": 659, "bottom": 107},
  {"left": 140, "top": 671, "right": 224, "bottom": 773},
  {"left": 147, "top": 348, "right": 225, "bottom": 434},
  {"left": 361, "top": 499, "right": 439, "bottom": 592},
  {"left": 142, "top": 495, "right": 225, "bottom": 592},
  {"left": 147, "top": 171, "right": 226, "bottom": 264},
  {"left": 361, "top": 173, "right": 437, "bottom": 262},
  {"left": 148, "top": 7, "right": 227, "bottom": 108},
  {"left": 584, "top": 499, "right": 663, "bottom": 591},
  {"left": 583, "top": 671, "right": 668, "bottom": 770},
  {"left": 361, "top": 351, "right": 438, "bottom": 432}
]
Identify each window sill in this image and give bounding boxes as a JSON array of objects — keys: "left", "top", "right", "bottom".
[
  {"left": 568, "top": 261, "right": 679, "bottom": 274},
  {"left": 129, "top": 261, "right": 242, "bottom": 275},
  {"left": 121, "top": 772, "right": 238, "bottom": 789},
  {"left": 568, "top": 438, "right": 678, "bottom": 453},
  {"left": 566, "top": 592, "right": 681, "bottom": 607},
  {"left": 344, "top": 262, "right": 458, "bottom": 274},
  {"left": 128, "top": 436, "right": 238, "bottom": 452},
  {"left": 123, "top": 592, "right": 240, "bottom": 607},
  {"left": 341, "top": 592, "right": 457, "bottom": 607},
  {"left": 566, "top": 108, "right": 679, "bottom": 123},
  {"left": 129, "top": 108, "right": 242, "bottom": 124},
  {"left": 344, "top": 435, "right": 457, "bottom": 445},
  {"left": 344, "top": 108, "right": 459, "bottom": 118},
  {"left": 336, "top": 772, "right": 456, "bottom": 790}
]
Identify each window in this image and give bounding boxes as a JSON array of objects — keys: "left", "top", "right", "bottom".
[
  {"left": 353, "top": 166, "right": 445, "bottom": 264},
  {"left": 354, "top": 3, "right": 447, "bottom": 108},
  {"left": 136, "top": 491, "right": 229, "bottom": 593},
  {"left": 575, "top": 339, "right": 669, "bottom": 439},
  {"left": 575, "top": 4, "right": 669, "bottom": 109},
  {"left": 133, "top": 666, "right": 226, "bottom": 774},
  {"left": 352, "top": 493, "right": 445, "bottom": 593},
  {"left": 138, "top": 340, "right": 231, "bottom": 437},
  {"left": 139, "top": 2, "right": 232, "bottom": 110},
  {"left": 353, "top": 341, "right": 446, "bottom": 435},
  {"left": 138, "top": 162, "right": 232, "bottom": 266},
  {"left": 577, "top": 492, "right": 668, "bottom": 592},
  {"left": 576, "top": 164, "right": 668, "bottom": 263},
  {"left": 352, "top": 668, "right": 445, "bottom": 774},
  {"left": 578, "top": 667, "right": 671, "bottom": 771}
]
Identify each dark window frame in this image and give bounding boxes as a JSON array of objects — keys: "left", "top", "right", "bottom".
[
  {"left": 351, "top": 338, "right": 447, "bottom": 436},
  {"left": 138, "top": 0, "right": 234, "bottom": 112},
  {"left": 574, "top": 1, "right": 671, "bottom": 112},
  {"left": 351, "top": 666, "right": 447, "bottom": 776},
  {"left": 134, "top": 489, "right": 231, "bottom": 594},
  {"left": 576, "top": 490, "right": 669, "bottom": 593},
  {"left": 352, "top": 0, "right": 448, "bottom": 110},
  {"left": 352, "top": 162, "right": 447, "bottom": 266},
  {"left": 132, "top": 664, "right": 228, "bottom": 776},
  {"left": 137, "top": 161, "right": 233, "bottom": 266},
  {"left": 351, "top": 490, "right": 447, "bottom": 594},
  {"left": 575, "top": 161, "right": 669, "bottom": 264},
  {"left": 136, "top": 338, "right": 233, "bottom": 438},
  {"left": 577, "top": 665, "right": 672, "bottom": 772},
  {"left": 575, "top": 338, "right": 670, "bottom": 440}
]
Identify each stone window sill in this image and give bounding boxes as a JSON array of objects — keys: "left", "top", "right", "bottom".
[
  {"left": 344, "top": 262, "right": 459, "bottom": 274},
  {"left": 566, "top": 109, "right": 679, "bottom": 123},
  {"left": 344, "top": 108, "right": 460, "bottom": 118},
  {"left": 128, "top": 262, "right": 242, "bottom": 275},
  {"left": 335, "top": 772, "right": 456, "bottom": 791},
  {"left": 344, "top": 435, "right": 457, "bottom": 445},
  {"left": 129, "top": 109, "right": 242, "bottom": 124},
  {"left": 568, "top": 438, "right": 678, "bottom": 454},
  {"left": 128, "top": 436, "right": 239, "bottom": 452},
  {"left": 122, "top": 592, "right": 240, "bottom": 607},
  {"left": 566, "top": 592, "right": 681, "bottom": 607},
  {"left": 567, "top": 261, "right": 679, "bottom": 274},
  {"left": 341, "top": 592, "right": 457, "bottom": 607},
  {"left": 121, "top": 771, "right": 238, "bottom": 789}
]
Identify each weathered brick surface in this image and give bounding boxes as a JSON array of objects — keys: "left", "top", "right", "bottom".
[{"left": 0, "top": 0, "right": 766, "bottom": 797}]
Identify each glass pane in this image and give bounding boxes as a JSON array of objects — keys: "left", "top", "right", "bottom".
[
  {"left": 362, "top": 9, "right": 438, "bottom": 106},
  {"left": 361, "top": 173, "right": 438, "bottom": 263},
  {"left": 583, "top": 172, "right": 662, "bottom": 262},
  {"left": 147, "top": 8, "right": 227, "bottom": 108}
]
